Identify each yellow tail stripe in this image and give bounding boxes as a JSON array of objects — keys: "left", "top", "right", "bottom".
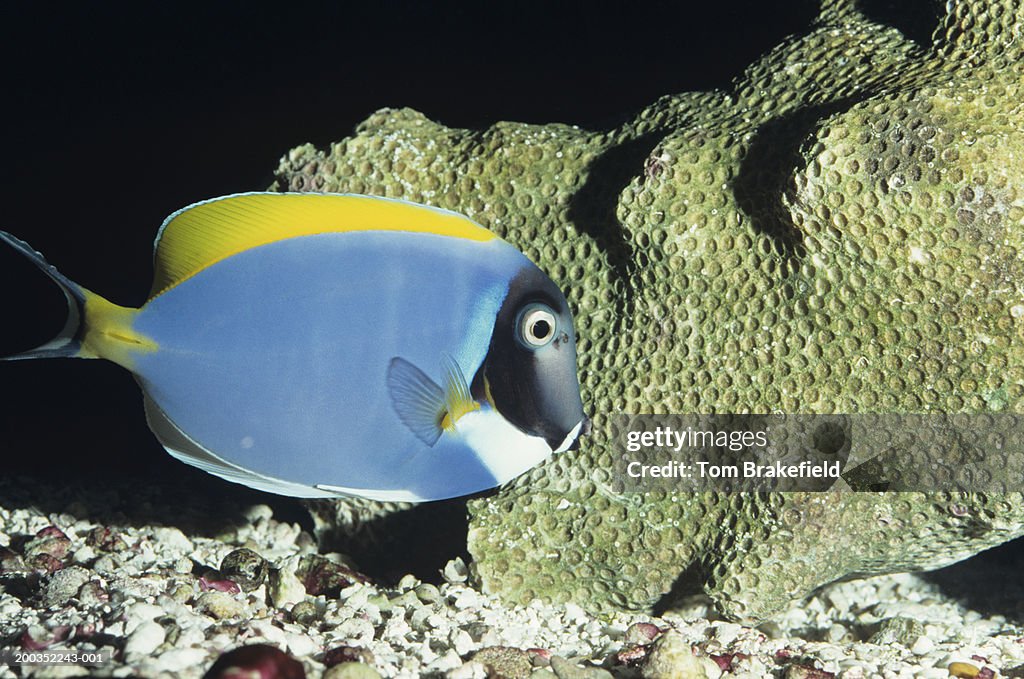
[{"left": 80, "top": 291, "right": 158, "bottom": 369}]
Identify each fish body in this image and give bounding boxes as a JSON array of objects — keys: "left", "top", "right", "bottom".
[{"left": 1, "top": 193, "right": 587, "bottom": 501}]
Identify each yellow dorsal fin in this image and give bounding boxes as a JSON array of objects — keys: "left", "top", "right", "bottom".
[{"left": 149, "top": 192, "right": 496, "bottom": 299}]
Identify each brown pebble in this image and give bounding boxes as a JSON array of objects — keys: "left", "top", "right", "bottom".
[
  {"left": 86, "top": 526, "right": 127, "bottom": 552},
  {"left": 623, "top": 622, "right": 662, "bottom": 645},
  {"left": 615, "top": 644, "right": 649, "bottom": 666},
  {"left": 202, "top": 643, "right": 305, "bottom": 679},
  {"left": 949, "top": 663, "right": 981, "bottom": 678},
  {"left": 24, "top": 526, "right": 71, "bottom": 572},
  {"left": 297, "top": 555, "right": 369, "bottom": 598},
  {"left": 0, "top": 547, "right": 27, "bottom": 574},
  {"left": 323, "top": 645, "right": 375, "bottom": 667},
  {"left": 220, "top": 548, "right": 269, "bottom": 591},
  {"left": 783, "top": 664, "right": 835, "bottom": 679},
  {"left": 472, "top": 646, "right": 534, "bottom": 679}
]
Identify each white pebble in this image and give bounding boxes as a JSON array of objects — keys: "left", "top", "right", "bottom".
[
  {"left": 270, "top": 566, "right": 307, "bottom": 609},
  {"left": 563, "top": 602, "right": 588, "bottom": 623},
  {"left": 713, "top": 622, "right": 742, "bottom": 645},
  {"left": 0, "top": 596, "right": 22, "bottom": 617},
  {"left": 449, "top": 628, "right": 475, "bottom": 656},
  {"left": 410, "top": 606, "right": 433, "bottom": 632},
  {"left": 156, "top": 647, "right": 208, "bottom": 673},
  {"left": 398, "top": 573, "right": 420, "bottom": 591},
  {"left": 915, "top": 668, "right": 951, "bottom": 679},
  {"left": 911, "top": 635, "right": 936, "bottom": 655},
  {"left": 124, "top": 602, "right": 166, "bottom": 633},
  {"left": 124, "top": 620, "right": 166, "bottom": 658},
  {"left": 827, "top": 623, "right": 849, "bottom": 642},
  {"left": 427, "top": 613, "right": 449, "bottom": 631},
  {"left": 335, "top": 617, "right": 376, "bottom": 645},
  {"left": 151, "top": 527, "right": 193, "bottom": 553},
  {"left": 452, "top": 588, "right": 481, "bottom": 610},
  {"left": 382, "top": 615, "right": 414, "bottom": 644},
  {"left": 447, "top": 661, "right": 488, "bottom": 679},
  {"left": 427, "top": 649, "right": 464, "bottom": 672},
  {"left": 285, "top": 631, "right": 318, "bottom": 657},
  {"left": 443, "top": 558, "right": 469, "bottom": 584},
  {"left": 72, "top": 545, "right": 96, "bottom": 564},
  {"left": 247, "top": 619, "right": 288, "bottom": 646},
  {"left": 838, "top": 664, "right": 866, "bottom": 678},
  {"left": 244, "top": 504, "right": 274, "bottom": 522},
  {"left": 343, "top": 584, "right": 371, "bottom": 607}
]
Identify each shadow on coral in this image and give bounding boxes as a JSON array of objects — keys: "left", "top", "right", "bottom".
[
  {"left": 567, "top": 132, "right": 664, "bottom": 315},
  {"left": 652, "top": 559, "right": 713, "bottom": 617},
  {"left": 732, "top": 97, "right": 873, "bottom": 272}
]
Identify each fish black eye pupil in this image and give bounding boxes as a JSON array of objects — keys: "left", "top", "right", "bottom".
[{"left": 517, "top": 304, "right": 558, "bottom": 348}]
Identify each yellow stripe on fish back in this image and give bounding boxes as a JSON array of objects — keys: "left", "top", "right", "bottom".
[{"left": 148, "top": 193, "right": 497, "bottom": 299}]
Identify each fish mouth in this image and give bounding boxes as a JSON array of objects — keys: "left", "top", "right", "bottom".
[{"left": 553, "top": 416, "right": 591, "bottom": 453}]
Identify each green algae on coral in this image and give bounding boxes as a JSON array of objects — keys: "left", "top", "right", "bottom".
[{"left": 282, "top": 0, "right": 1024, "bottom": 622}]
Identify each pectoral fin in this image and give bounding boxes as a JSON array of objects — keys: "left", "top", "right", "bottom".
[
  {"left": 386, "top": 354, "right": 480, "bottom": 446},
  {"left": 387, "top": 357, "right": 446, "bottom": 446}
]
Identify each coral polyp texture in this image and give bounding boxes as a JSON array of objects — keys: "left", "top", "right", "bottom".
[{"left": 276, "top": 0, "right": 1024, "bottom": 622}]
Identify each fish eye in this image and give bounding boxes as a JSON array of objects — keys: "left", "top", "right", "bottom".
[{"left": 517, "top": 304, "right": 557, "bottom": 348}]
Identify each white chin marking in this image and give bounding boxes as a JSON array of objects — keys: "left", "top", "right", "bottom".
[
  {"left": 553, "top": 420, "right": 584, "bottom": 454},
  {"left": 457, "top": 409, "right": 553, "bottom": 485}
]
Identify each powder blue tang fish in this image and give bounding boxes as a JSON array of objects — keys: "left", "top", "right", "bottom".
[{"left": 1, "top": 193, "right": 588, "bottom": 502}]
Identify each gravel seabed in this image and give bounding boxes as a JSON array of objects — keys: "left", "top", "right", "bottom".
[{"left": 1, "top": 475, "right": 1023, "bottom": 679}]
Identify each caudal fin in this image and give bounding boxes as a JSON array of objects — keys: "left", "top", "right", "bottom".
[{"left": 0, "top": 231, "right": 87, "bottom": 360}]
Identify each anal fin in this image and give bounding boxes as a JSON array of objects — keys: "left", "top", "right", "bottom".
[{"left": 141, "top": 393, "right": 340, "bottom": 499}]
